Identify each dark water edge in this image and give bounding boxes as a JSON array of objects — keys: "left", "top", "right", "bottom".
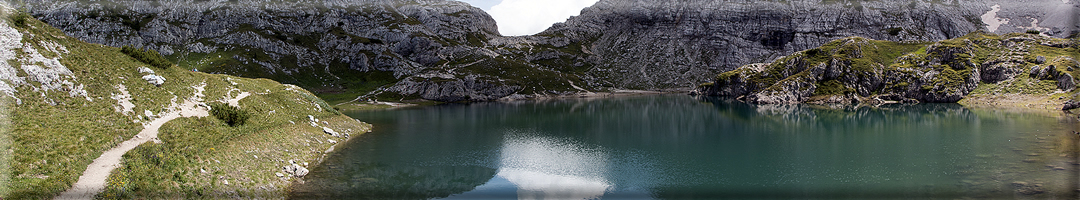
[{"left": 290, "top": 95, "right": 1080, "bottom": 199}]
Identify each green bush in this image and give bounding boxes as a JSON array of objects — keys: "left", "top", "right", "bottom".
[
  {"left": 209, "top": 103, "right": 250, "bottom": 127},
  {"left": 1026, "top": 30, "right": 1041, "bottom": 35},
  {"left": 121, "top": 45, "right": 173, "bottom": 69},
  {"left": 886, "top": 27, "right": 903, "bottom": 36},
  {"left": 12, "top": 13, "right": 30, "bottom": 28}
]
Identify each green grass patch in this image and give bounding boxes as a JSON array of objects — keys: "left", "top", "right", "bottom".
[
  {"left": 4, "top": 11, "right": 370, "bottom": 199},
  {"left": 813, "top": 79, "right": 853, "bottom": 96},
  {"left": 970, "top": 76, "right": 1059, "bottom": 95}
]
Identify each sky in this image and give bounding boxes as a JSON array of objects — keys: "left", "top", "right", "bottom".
[{"left": 455, "top": 0, "right": 600, "bottom": 36}]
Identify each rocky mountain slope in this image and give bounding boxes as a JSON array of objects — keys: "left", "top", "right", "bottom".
[
  {"left": 0, "top": 7, "right": 369, "bottom": 199},
  {"left": 698, "top": 31, "right": 1080, "bottom": 105},
  {"left": 18, "top": 0, "right": 562, "bottom": 103},
  {"left": 16, "top": 0, "right": 1080, "bottom": 102}
]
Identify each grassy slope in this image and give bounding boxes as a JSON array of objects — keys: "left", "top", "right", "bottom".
[{"left": 2, "top": 11, "right": 369, "bottom": 199}]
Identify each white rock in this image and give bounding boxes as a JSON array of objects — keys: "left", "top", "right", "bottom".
[
  {"left": 328, "top": 139, "right": 337, "bottom": 144},
  {"left": 283, "top": 164, "right": 309, "bottom": 177},
  {"left": 323, "top": 127, "right": 339, "bottom": 137},
  {"left": 275, "top": 172, "right": 285, "bottom": 177},
  {"left": 141, "top": 75, "right": 166, "bottom": 86},
  {"left": 294, "top": 165, "right": 309, "bottom": 177},
  {"left": 144, "top": 110, "right": 154, "bottom": 117},
  {"left": 137, "top": 67, "right": 154, "bottom": 74}
]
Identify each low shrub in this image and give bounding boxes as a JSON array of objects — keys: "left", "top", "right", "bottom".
[
  {"left": 121, "top": 45, "right": 173, "bottom": 69},
  {"left": 209, "top": 103, "right": 249, "bottom": 127},
  {"left": 12, "top": 13, "right": 29, "bottom": 27},
  {"left": 1026, "top": 30, "right": 1041, "bottom": 35}
]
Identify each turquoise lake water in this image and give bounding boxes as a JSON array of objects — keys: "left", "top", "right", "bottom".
[{"left": 291, "top": 95, "right": 1079, "bottom": 199}]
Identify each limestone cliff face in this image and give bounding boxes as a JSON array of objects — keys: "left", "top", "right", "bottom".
[
  {"left": 20, "top": 0, "right": 1079, "bottom": 102},
  {"left": 522, "top": 0, "right": 1077, "bottom": 89},
  {"left": 21, "top": 0, "right": 526, "bottom": 102}
]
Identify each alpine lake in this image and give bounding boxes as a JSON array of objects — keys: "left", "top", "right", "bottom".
[{"left": 290, "top": 94, "right": 1079, "bottom": 199}]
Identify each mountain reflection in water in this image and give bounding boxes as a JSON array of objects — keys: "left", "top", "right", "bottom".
[{"left": 291, "top": 95, "right": 1078, "bottom": 199}]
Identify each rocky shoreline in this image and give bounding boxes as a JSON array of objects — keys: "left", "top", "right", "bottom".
[{"left": 697, "top": 32, "right": 1079, "bottom": 110}]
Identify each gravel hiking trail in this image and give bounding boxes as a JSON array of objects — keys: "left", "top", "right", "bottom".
[{"left": 55, "top": 83, "right": 250, "bottom": 200}]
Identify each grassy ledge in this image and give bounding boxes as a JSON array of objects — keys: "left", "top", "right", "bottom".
[{"left": 1, "top": 8, "right": 369, "bottom": 199}]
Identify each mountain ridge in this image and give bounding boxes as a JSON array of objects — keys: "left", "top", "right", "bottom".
[{"left": 16, "top": 0, "right": 1080, "bottom": 103}]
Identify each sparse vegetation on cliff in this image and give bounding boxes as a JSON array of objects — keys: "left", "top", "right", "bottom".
[{"left": 703, "top": 32, "right": 1079, "bottom": 106}]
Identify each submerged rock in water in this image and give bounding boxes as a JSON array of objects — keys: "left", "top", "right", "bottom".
[{"left": 1011, "top": 181, "right": 1045, "bottom": 195}]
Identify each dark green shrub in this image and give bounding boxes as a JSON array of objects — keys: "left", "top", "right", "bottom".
[
  {"left": 1026, "top": 30, "right": 1041, "bottom": 35},
  {"left": 886, "top": 27, "right": 902, "bottom": 36},
  {"left": 12, "top": 13, "right": 29, "bottom": 28},
  {"left": 121, "top": 45, "right": 173, "bottom": 69},
  {"left": 210, "top": 103, "right": 250, "bottom": 127}
]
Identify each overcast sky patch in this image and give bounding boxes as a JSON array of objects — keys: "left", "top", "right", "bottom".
[{"left": 456, "top": 0, "right": 599, "bottom": 36}]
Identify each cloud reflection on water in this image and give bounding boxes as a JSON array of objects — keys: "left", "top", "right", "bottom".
[{"left": 445, "top": 130, "right": 614, "bottom": 199}]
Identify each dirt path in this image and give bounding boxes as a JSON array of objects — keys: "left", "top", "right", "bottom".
[
  {"left": 227, "top": 91, "right": 250, "bottom": 107},
  {"left": 55, "top": 83, "right": 222, "bottom": 200}
]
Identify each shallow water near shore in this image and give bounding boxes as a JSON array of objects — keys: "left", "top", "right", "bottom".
[{"left": 291, "top": 95, "right": 1079, "bottom": 199}]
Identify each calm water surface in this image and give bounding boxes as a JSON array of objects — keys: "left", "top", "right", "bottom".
[{"left": 291, "top": 95, "right": 1079, "bottom": 199}]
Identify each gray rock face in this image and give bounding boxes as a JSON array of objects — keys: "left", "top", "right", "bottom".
[
  {"left": 384, "top": 74, "right": 520, "bottom": 102},
  {"left": 23, "top": 0, "right": 514, "bottom": 101},
  {"left": 21, "top": 0, "right": 1078, "bottom": 102},
  {"left": 1030, "top": 56, "right": 1080, "bottom": 90},
  {"left": 520, "top": 0, "right": 1076, "bottom": 89}
]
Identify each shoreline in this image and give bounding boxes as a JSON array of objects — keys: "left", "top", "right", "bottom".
[
  {"left": 336, "top": 90, "right": 1079, "bottom": 117},
  {"left": 333, "top": 89, "right": 691, "bottom": 112}
]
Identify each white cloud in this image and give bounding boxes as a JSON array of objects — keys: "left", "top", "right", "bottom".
[
  {"left": 453, "top": 0, "right": 501, "bottom": 10},
  {"left": 487, "top": 0, "right": 599, "bottom": 36}
]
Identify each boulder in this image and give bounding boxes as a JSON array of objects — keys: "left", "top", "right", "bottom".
[
  {"left": 1011, "top": 181, "right": 1045, "bottom": 195},
  {"left": 283, "top": 164, "right": 309, "bottom": 177},
  {"left": 1063, "top": 100, "right": 1080, "bottom": 110},
  {"left": 141, "top": 75, "right": 165, "bottom": 86},
  {"left": 323, "top": 127, "right": 340, "bottom": 137},
  {"left": 138, "top": 67, "right": 154, "bottom": 74}
]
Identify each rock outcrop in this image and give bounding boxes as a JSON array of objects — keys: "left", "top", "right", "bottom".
[
  {"left": 20, "top": 0, "right": 1079, "bottom": 102},
  {"left": 701, "top": 32, "right": 1080, "bottom": 104}
]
